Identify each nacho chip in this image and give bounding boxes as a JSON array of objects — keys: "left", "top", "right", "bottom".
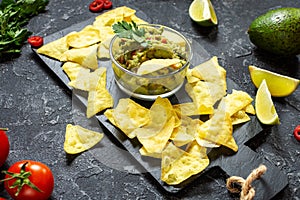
[
  {"left": 64, "top": 124, "right": 104, "bottom": 154},
  {"left": 217, "top": 89, "right": 253, "bottom": 116},
  {"left": 231, "top": 110, "right": 251, "bottom": 125},
  {"left": 136, "top": 58, "right": 182, "bottom": 75},
  {"left": 104, "top": 98, "right": 150, "bottom": 138},
  {"left": 62, "top": 61, "right": 87, "bottom": 81},
  {"left": 68, "top": 67, "right": 91, "bottom": 91},
  {"left": 138, "top": 117, "right": 175, "bottom": 154},
  {"left": 185, "top": 82, "right": 215, "bottom": 114},
  {"left": 86, "top": 67, "right": 113, "bottom": 118},
  {"left": 161, "top": 142, "right": 209, "bottom": 185},
  {"left": 62, "top": 44, "right": 98, "bottom": 70},
  {"left": 171, "top": 116, "right": 202, "bottom": 147},
  {"left": 139, "top": 146, "right": 162, "bottom": 159},
  {"left": 97, "top": 43, "right": 110, "bottom": 59},
  {"left": 67, "top": 25, "right": 101, "bottom": 48},
  {"left": 196, "top": 109, "right": 238, "bottom": 152},
  {"left": 37, "top": 32, "right": 76, "bottom": 61}
]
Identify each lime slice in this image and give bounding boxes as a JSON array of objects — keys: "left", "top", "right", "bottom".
[
  {"left": 249, "top": 65, "right": 300, "bottom": 97},
  {"left": 189, "top": 0, "right": 218, "bottom": 26},
  {"left": 255, "top": 80, "right": 280, "bottom": 125}
]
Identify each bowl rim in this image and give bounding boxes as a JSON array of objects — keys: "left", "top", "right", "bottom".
[{"left": 109, "top": 23, "right": 193, "bottom": 79}]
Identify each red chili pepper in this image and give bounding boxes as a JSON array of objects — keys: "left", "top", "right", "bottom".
[
  {"left": 27, "top": 36, "right": 43, "bottom": 48},
  {"left": 103, "top": 0, "right": 112, "bottom": 9},
  {"left": 294, "top": 125, "right": 300, "bottom": 141},
  {"left": 89, "top": 1, "right": 103, "bottom": 12}
]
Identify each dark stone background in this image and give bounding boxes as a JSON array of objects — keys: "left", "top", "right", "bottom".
[{"left": 0, "top": 0, "right": 299, "bottom": 199}]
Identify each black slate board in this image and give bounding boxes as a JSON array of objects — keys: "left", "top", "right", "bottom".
[{"left": 33, "top": 10, "right": 288, "bottom": 199}]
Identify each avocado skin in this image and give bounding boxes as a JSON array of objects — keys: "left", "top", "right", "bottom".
[{"left": 248, "top": 7, "right": 300, "bottom": 56}]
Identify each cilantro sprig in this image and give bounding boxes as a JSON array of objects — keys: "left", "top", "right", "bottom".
[
  {"left": 112, "top": 21, "right": 149, "bottom": 47},
  {"left": 0, "top": 0, "right": 49, "bottom": 58}
]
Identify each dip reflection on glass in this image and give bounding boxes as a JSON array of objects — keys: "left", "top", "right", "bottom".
[{"left": 109, "top": 23, "right": 192, "bottom": 101}]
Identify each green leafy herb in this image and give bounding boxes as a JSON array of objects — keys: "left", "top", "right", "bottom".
[
  {"left": 0, "top": 0, "right": 49, "bottom": 57},
  {"left": 112, "top": 21, "right": 148, "bottom": 47}
]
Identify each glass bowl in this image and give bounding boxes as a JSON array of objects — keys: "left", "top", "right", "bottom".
[{"left": 109, "top": 24, "right": 192, "bottom": 101}]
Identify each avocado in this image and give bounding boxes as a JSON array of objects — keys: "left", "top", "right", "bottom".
[{"left": 248, "top": 7, "right": 300, "bottom": 56}]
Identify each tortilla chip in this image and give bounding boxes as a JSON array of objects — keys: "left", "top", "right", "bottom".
[
  {"left": 137, "top": 117, "right": 175, "bottom": 154},
  {"left": 161, "top": 142, "right": 209, "bottom": 185},
  {"left": 37, "top": 32, "right": 76, "bottom": 61},
  {"left": 64, "top": 124, "right": 104, "bottom": 154},
  {"left": 67, "top": 25, "right": 101, "bottom": 48},
  {"left": 217, "top": 89, "right": 253, "bottom": 116},
  {"left": 136, "top": 58, "right": 182, "bottom": 75},
  {"left": 171, "top": 116, "right": 202, "bottom": 147},
  {"left": 104, "top": 98, "right": 150, "bottom": 138},
  {"left": 196, "top": 109, "right": 238, "bottom": 152},
  {"left": 86, "top": 67, "right": 113, "bottom": 118},
  {"left": 68, "top": 67, "right": 91, "bottom": 91},
  {"left": 231, "top": 110, "right": 251, "bottom": 125},
  {"left": 62, "top": 44, "right": 98, "bottom": 70},
  {"left": 62, "top": 61, "right": 87, "bottom": 81}
]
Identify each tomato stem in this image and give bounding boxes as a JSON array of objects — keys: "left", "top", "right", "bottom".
[{"left": 0, "top": 162, "right": 43, "bottom": 196}]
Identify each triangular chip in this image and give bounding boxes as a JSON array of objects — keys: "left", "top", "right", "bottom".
[
  {"left": 37, "top": 32, "right": 76, "bottom": 61},
  {"left": 196, "top": 109, "right": 238, "bottom": 152},
  {"left": 231, "top": 110, "right": 251, "bottom": 125},
  {"left": 64, "top": 124, "right": 104, "bottom": 154},
  {"left": 104, "top": 98, "right": 150, "bottom": 138},
  {"left": 62, "top": 61, "right": 87, "bottom": 81},
  {"left": 137, "top": 117, "right": 175, "bottom": 154},
  {"left": 161, "top": 142, "right": 209, "bottom": 185},
  {"left": 86, "top": 68, "right": 113, "bottom": 118},
  {"left": 136, "top": 58, "right": 182, "bottom": 75},
  {"left": 217, "top": 89, "right": 253, "bottom": 116},
  {"left": 62, "top": 44, "right": 98, "bottom": 70},
  {"left": 67, "top": 25, "right": 101, "bottom": 48}
]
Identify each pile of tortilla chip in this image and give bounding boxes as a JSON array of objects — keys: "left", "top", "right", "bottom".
[
  {"left": 104, "top": 56, "right": 255, "bottom": 185},
  {"left": 36, "top": 6, "right": 147, "bottom": 118}
]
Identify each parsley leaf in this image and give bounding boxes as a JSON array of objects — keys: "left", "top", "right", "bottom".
[
  {"left": 112, "top": 21, "right": 148, "bottom": 47},
  {"left": 0, "top": 0, "right": 49, "bottom": 58}
]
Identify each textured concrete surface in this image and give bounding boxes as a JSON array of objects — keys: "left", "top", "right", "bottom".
[{"left": 0, "top": 0, "right": 299, "bottom": 199}]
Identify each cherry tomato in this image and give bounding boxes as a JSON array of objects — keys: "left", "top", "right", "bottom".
[
  {"left": 0, "top": 197, "right": 6, "bottom": 200},
  {"left": 89, "top": 1, "right": 103, "bottom": 12},
  {"left": 1, "top": 160, "right": 54, "bottom": 200},
  {"left": 27, "top": 36, "right": 43, "bottom": 48},
  {"left": 0, "top": 128, "right": 9, "bottom": 167},
  {"left": 103, "top": 0, "right": 112, "bottom": 9},
  {"left": 294, "top": 125, "right": 300, "bottom": 141}
]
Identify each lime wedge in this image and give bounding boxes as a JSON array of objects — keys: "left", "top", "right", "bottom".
[
  {"left": 249, "top": 65, "right": 300, "bottom": 97},
  {"left": 255, "top": 80, "right": 280, "bottom": 125},
  {"left": 189, "top": 0, "right": 218, "bottom": 26}
]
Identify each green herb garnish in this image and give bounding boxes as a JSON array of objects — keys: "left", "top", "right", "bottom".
[
  {"left": 112, "top": 21, "right": 148, "bottom": 47},
  {"left": 0, "top": 0, "right": 49, "bottom": 58}
]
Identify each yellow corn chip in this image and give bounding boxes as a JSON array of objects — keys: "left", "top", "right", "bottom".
[
  {"left": 86, "top": 67, "right": 113, "bottom": 118},
  {"left": 217, "top": 89, "right": 253, "bottom": 116},
  {"left": 64, "top": 124, "right": 104, "bottom": 154},
  {"left": 62, "top": 61, "right": 87, "bottom": 81},
  {"left": 196, "top": 109, "right": 238, "bottom": 152},
  {"left": 104, "top": 98, "right": 150, "bottom": 138},
  {"left": 138, "top": 117, "right": 175, "bottom": 154},
  {"left": 171, "top": 116, "right": 202, "bottom": 147},
  {"left": 68, "top": 68, "right": 91, "bottom": 91},
  {"left": 231, "top": 110, "right": 251, "bottom": 125},
  {"left": 67, "top": 25, "right": 101, "bottom": 48},
  {"left": 62, "top": 44, "right": 98, "bottom": 70},
  {"left": 37, "top": 32, "right": 76, "bottom": 61},
  {"left": 161, "top": 142, "right": 209, "bottom": 185}
]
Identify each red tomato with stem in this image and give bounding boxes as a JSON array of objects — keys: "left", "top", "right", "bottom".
[
  {"left": 0, "top": 128, "right": 9, "bottom": 167},
  {"left": 1, "top": 160, "right": 54, "bottom": 200}
]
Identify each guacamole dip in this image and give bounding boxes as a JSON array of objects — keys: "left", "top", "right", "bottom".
[{"left": 110, "top": 24, "right": 191, "bottom": 97}]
